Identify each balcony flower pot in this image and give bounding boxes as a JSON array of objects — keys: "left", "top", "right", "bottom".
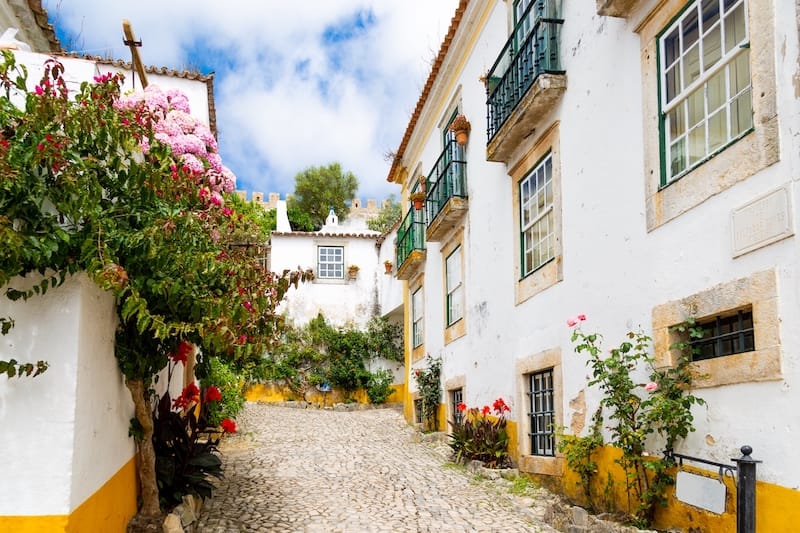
[
  {"left": 448, "top": 114, "right": 471, "bottom": 146},
  {"left": 383, "top": 261, "right": 393, "bottom": 274},
  {"left": 410, "top": 192, "right": 426, "bottom": 211}
]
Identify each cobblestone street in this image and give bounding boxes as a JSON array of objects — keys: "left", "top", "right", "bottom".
[{"left": 197, "top": 403, "right": 559, "bottom": 533}]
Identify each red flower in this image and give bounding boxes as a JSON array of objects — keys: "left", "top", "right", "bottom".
[
  {"left": 205, "top": 385, "right": 222, "bottom": 402},
  {"left": 492, "top": 397, "right": 510, "bottom": 414},
  {"left": 457, "top": 402, "right": 467, "bottom": 412},
  {"left": 170, "top": 341, "right": 192, "bottom": 365},
  {"left": 221, "top": 418, "right": 237, "bottom": 433},
  {"left": 481, "top": 405, "right": 491, "bottom": 415},
  {"left": 172, "top": 383, "right": 200, "bottom": 410}
]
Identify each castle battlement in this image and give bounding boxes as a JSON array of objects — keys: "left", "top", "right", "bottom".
[{"left": 235, "top": 191, "right": 390, "bottom": 214}]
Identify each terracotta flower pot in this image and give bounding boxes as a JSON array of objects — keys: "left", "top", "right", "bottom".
[{"left": 455, "top": 129, "right": 469, "bottom": 146}]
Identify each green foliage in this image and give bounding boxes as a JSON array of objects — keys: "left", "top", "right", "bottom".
[
  {"left": 290, "top": 162, "right": 359, "bottom": 229},
  {"left": 569, "top": 318, "right": 706, "bottom": 527},
  {"left": 365, "top": 316, "right": 403, "bottom": 362},
  {"left": 366, "top": 368, "right": 394, "bottom": 404},
  {"left": 287, "top": 204, "right": 315, "bottom": 232},
  {"left": 153, "top": 388, "right": 222, "bottom": 508},
  {"left": 199, "top": 357, "right": 245, "bottom": 426},
  {"left": 508, "top": 474, "right": 539, "bottom": 496},
  {"left": 413, "top": 356, "right": 442, "bottom": 431},
  {"left": 367, "top": 195, "right": 402, "bottom": 233},
  {"left": 448, "top": 398, "right": 511, "bottom": 468},
  {"left": 556, "top": 407, "right": 604, "bottom": 510},
  {"left": 255, "top": 314, "right": 399, "bottom": 403}
]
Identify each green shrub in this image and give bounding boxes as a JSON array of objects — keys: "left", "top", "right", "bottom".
[
  {"left": 448, "top": 397, "right": 511, "bottom": 468},
  {"left": 366, "top": 369, "right": 394, "bottom": 404},
  {"left": 200, "top": 357, "right": 245, "bottom": 426}
]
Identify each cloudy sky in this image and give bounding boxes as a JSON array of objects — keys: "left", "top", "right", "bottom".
[{"left": 45, "top": 1, "right": 459, "bottom": 201}]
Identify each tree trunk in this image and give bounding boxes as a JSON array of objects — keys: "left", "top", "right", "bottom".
[{"left": 126, "top": 377, "right": 160, "bottom": 516}]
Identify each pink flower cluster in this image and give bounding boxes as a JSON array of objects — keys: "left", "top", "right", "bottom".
[
  {"left": 115, "top": 84, "right": 236, "bottom": 198},
  {"left": 566, "top": 313, "right": 587, "bottom": 327}
]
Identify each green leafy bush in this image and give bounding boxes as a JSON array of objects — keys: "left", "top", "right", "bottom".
[
  {"left": 200, "top": 357, "right": 245, "bottom": 426},
  {"left": 366, "top": 369, "right": 395, "bottom": 404},
  {"left": 413, "top": 356, "right": 441, "bottom": 430}
]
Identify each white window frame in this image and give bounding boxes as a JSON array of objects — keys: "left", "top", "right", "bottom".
[
  {"left": 317, "top": 245, "right": 344, "bottom": 279},
  {"left": 412, "top": 287, "right": 424, "bottom": 348},
  {"left": 445, "top": 246, "right": 463, "bottom": 326},
  {"left": 659, "top": 0, "right": 751, "bottom": 185},
  {"left": 520, "top": 153, "right": 554, "bottom": 277}
]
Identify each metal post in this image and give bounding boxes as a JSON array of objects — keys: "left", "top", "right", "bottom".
[{"left": 733, "top": 445, "right": 761, "bottom": 533}]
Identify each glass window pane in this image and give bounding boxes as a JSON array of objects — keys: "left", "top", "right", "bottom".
[
  {"left": 666, "top": 64, "right": 681, "bottom": 103},
  {"left": 687, "top": 87, "right": 705, "bottom": 127},
  {"left": 731, "top": 89, "right": 752, "bottom": 136},
  {"left": 670, "top": 137, "right": 687, "bottom": 177},
  {"left": 708, "top": 109, "right": 726, "bottom": 152},
  {"left": 701, "top": 0, "right": 721, "bottom": 32},
  {"left": 683, "top": 9, "right": 700, "bottom": 49},
  {"left": 688, "top": 125, "right": 705, "bottom": 165},
  {"left": 663, "top": 28, "right": 680, "bottom": 66},
  {"left": 703, "top": 26, "right": 722, "bottom": 70},
  {"left": 724, "top": 4, "right": 746, "bottom": 53},
  {"left": 668, "top": 106, "right": 686, "bottom": 138},
  {"left": 684, "top": 44, "right": 701, "bottom": 87},
  {"left": 707, "top": 68, "right": 726, "bottom": 112},
  {"left": 730, "top": 51, "right": 750, "bottom": 95}
]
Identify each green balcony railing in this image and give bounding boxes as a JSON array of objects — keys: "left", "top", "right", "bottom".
[
  {"left": 424, "top": 139, "right": 467, "bottom": 226},
  {"left": 486, "top": 0, "right": 564, "bottom": 142},
  {"left": 396, "top": 207, "right": 425, "bottom": 267}
]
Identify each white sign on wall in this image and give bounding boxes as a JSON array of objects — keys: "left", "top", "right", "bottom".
[
  {"left": 675, "top": 471, "right": 727, "bottom": 514},
  {"left": 731, "top": 183, "right": 794, "bottom": 257}
]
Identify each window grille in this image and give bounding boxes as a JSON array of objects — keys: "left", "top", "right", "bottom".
[{"left": 527, "top": 369, "right": 555, "bottom": 456}]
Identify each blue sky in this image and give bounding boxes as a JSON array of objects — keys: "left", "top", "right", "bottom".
[{"left": 45, "top": 1, "right": 459, "bottom": 202}]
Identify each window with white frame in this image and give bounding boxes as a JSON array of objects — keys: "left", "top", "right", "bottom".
[
  {"left": 412, "top": 287, "right": 424, "bottom": 348},
  {"left": 659, "top": 0, "right": 751, "bottom": 184},
  {"left": 527, "top": 368, "right": 555, "bottom": 457},
  {"left": 520, "top": 153, "right": 554, "bottom": 277},
  {"left": 317, "top": 246, "right": 343, "bottom": 279},
  {"left": 451, "top": 388, "right": 464, "bottom": 425},
  {"left": 445, "top": 246, "right": 463, "bottom": 326}
]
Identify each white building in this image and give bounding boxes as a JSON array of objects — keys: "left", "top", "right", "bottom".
[
  {"left": 389, "top": 0, "right": 800, "bottom": 530},
  {"left": 0, "top": 8, "right": 220, "bottom": 529}
]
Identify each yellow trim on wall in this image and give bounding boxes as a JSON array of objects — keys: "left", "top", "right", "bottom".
[
  {"left": 245, "top": 383, "right": 406, "bottom": 407},
  {"left": 0, "top": 457, "right": 137, "bottom": 533},
  {"left": 551, "top": 444, "right": 800, "bottom": 532},
  {"left": 0, "top": 515, "right": 68, "bottom": 532},
  {"left": 67, "top": 457, "right": 137, "bottom": 532}
]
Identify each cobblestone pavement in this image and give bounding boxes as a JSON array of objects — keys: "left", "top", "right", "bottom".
[{"left": 197, "top": 403, "right": 561, "bottom": 533}]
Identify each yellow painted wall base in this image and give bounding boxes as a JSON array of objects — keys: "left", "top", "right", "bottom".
[
  {"left": 548, "top": 443, "right": 800, "bottom": 532},
  {"left": 0, "top": 515, "right": 68, "bottom": 533},
  {"left": 0, "top": 456, "right": 137, "bottom": 533},
  {"left": 245, "top": 382, "right": 405, "bottom": 407}
]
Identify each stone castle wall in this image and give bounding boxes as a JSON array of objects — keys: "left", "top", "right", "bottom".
[{"left": 235, "top": 190, "right": 390, "bottom": 215}]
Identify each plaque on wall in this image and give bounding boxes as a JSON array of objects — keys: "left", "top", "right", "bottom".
[{"left": 731, "top": 184, "right": 794, "bottom": 258}]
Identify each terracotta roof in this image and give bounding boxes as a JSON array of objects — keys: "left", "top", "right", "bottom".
[
  {"left": 25, "top": 0, "right": 61, "bottom": 52},
  {"left": 272, "top": 231, "right": 380, "bottom": 240},
  {"left": 386, "top": 0, "right": 469, "bottom": 183}
]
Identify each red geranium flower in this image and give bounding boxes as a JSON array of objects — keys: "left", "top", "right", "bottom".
[
  {"left": 457, "top": 402, "right": 467, "bottom": 412},
  {"left": 481, "top": 405, "right": 491, "bottom": 415},
  {"left": 205, "top": 385, "right": 222, "bottom": 402},
  {"left": 221, "top": 418, "right": 237, "bottom": 433},
  {"left": 170, "top": 341, "right": 192, "bottom": 365},
  {"left": 492, "top": 397, "right": 510, "bottom": 414}
]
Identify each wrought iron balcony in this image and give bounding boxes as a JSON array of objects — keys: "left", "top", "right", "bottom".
[
  {"left": 424, "top": 139, "right": 468, "bottom": 242},
  {"left": 395, "top": 207, "right": 426, "bottom": 280},
  {"left": 486, "top": 0, "right": 566, "bottom": 162}
]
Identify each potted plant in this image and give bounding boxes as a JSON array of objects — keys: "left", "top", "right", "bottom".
[
  {"left": 346, "top": 264, "right": 360, "bottom": 280},
  {"left": 383, "top": 260, "right": 393, "bottom": 274},
  {"left": 448, "top": 114, "right": 471, "bottom": 146},
  {"left": 410, "top": 191, "right": 426, "bottom": 211}
]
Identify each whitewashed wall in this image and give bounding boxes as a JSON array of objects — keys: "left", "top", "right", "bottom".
[
  {"left": 403, "top": 0, "right": 800, "bottom": 489},
  {"left": 271, "top": 232, "right": 381, "bottom": 329},
  {"left": 0, "top": 274, "right": 134, "bottom": 515}
]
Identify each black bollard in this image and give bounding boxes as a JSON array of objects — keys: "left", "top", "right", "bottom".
[{"left": 732, "top": 445, "right": 761, "bottom": 533}]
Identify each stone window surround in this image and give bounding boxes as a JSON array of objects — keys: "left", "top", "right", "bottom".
[
  {"left": 638, "top": 0, "right": 779, "bottom": 231},
  {"left": 442, "top": 230, "right": 467, "bottom": 344},
  {"left": 652, "top": 268, "right": 782, "bottom": 388},
  {"left": 445, "top": 375, "right": 466, "bottom": 425},
  {"left": 515, "top": 347, "right": 564, "bottom": 476},
  {"left": 510, "top": 121, "right": 564, "bottom": 305}
]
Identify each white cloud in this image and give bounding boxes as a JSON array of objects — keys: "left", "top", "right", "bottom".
[{"left": 45, "top": 0, "right": 460, "bottom": 201}]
